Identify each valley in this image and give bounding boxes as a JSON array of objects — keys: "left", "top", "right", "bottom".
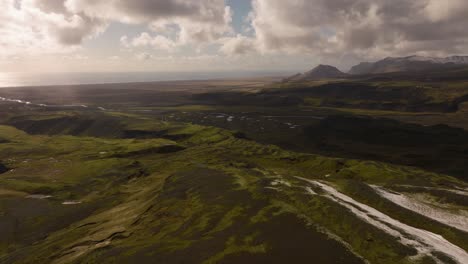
[
  {"left": 1, "top": 64, "right": 467, "bottom": 263},
  {"left": 3, "top": 0, "right": 468, "bottom": 262}
]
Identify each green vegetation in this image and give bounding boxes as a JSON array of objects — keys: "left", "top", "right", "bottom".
[
  {"left": 0, "top": 108, "right": 466, "bottom": 264},
  {"left": 0, "top": 72, "right": 467, "bottom": 263}
]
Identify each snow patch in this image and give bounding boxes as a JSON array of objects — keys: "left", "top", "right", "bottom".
[
  {"left": 296, "top": 177, "right": 468, "bottom": 264},
  {"left": 394, "top": 185, "right": 468, "bottom": 197},
  {"left": 305, "top": 186, "right": 317, "bottom": 195},
  {"left": 371, "top": 185, "right": 468, "bottom": 233},
  {"left": 62, "top": 201, "right": 82, "bottom": 205},
  {"left": 271, "top": 179, "right": 292, "bottom": 187},
  {"left": 27, "top": 194, "right": 52, "bottom": 199}
]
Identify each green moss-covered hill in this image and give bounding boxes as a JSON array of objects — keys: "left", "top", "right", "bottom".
[{"left": 0, "top": 111, "right": 466, "bottom": 264}]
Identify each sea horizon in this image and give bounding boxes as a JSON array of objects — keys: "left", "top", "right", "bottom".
[{"left": 0, "top": 71, "right": 292, "bottom": 88}]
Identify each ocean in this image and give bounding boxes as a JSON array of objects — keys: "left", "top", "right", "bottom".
[{"left": 0, "top": 71, "right": 289, "bottom": 88}]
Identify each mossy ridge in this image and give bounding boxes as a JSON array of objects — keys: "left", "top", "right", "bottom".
[
  {"left": 0, "top": 135, "right": 360, "bottom": 263},
  {"left": 331, "top": 180, "right": 468, "bottom": 251},
  {"left": 0, "top": 112, "right": 466, "bottom": 263},
  {"left": 69, "top": 167, "right": 361, "bottom": 264}
]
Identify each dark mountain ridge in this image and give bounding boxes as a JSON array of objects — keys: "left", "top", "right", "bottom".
[{"left": 349, "top": 55, "right": 468, "bottom": 75}]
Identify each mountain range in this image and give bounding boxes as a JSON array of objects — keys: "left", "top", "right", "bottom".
[
  {"left": 288, "top": 55, "right": 468, "bottom": 81},
  {"left": 349, "top": 55, "right": 468, "bottom": 75}
]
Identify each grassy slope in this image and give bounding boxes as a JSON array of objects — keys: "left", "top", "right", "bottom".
[
  {"left": 1, "top": 72, "right": 467, "bottom": 263},
  {"left": 0, "top": 110, "right": 467, "bottom": 264}
]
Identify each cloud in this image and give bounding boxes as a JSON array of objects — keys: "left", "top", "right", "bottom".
[
  {"left": 1, "top": 0, "right": 232, "bottom": 57},
  {"left": 66, "top": 0, "right": 232, "bottom": 44},
  {"left": 61, "top": 54, "right": 89, "bottom": 60},
  {"left": 0, "top": 0, "right": 105, "bottom": 57},
  {"left": 51, "top": 14, "right": 106, "bottom": 46},
  {"left": 121, "top": 32, "right": 177, "bottom": 51},
  {"left": 220, "top": 34, "right": 256, "bottom": 55},
  {"left": 34, "top": 0, "right": 68, "bottom": 13},
  {"left": 65, "top": 0, "right": 227, "bottom": 24},
  {"left": 231, "top": 0, "right": 468, "bottom": 61},
  {"left": 135, "top": 52, "right": 153, "bottom": 61},
  {"left": 3, "top": 0, "right": 468, "bottom": 70}
]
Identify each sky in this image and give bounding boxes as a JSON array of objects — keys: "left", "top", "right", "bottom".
[{"left": 1, "top": 0, "right": 468, "bottom": 73}]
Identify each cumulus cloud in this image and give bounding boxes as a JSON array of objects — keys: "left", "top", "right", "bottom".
[
  {"left": 121, "top": 32, "right": 177, "bottom": 51},
  {"left": 220, "top": 34, "right": 255, "bottom": 55},
  {"left": 1, "top": 0, "right": 232, "bottom": 57},
  {"left": 67, "top": 0, "right": 232, "bottom": 45},
  {"left": 0, "top": 0, "right": 105, "bottom": 57},
  {"left": 224, "top": 0, "right": 468, "bottom": 61},
  {"left": 3, "top": 0, "right": 468, "bottom": 68}
]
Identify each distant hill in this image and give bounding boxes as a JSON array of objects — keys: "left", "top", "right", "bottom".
[
  {"left": 285, "top": 65, "right": 347, "bottom": 81},
  {"left": 349, "top": 55, "right": 468, "bottom": 75}
]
